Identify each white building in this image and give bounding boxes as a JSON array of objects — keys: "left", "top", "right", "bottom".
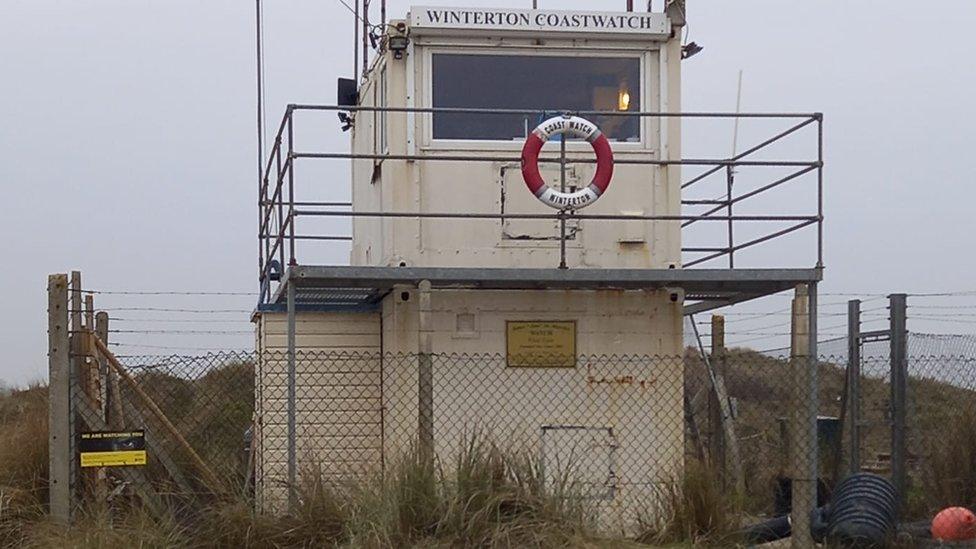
[{"left": 252, "top": 2, "right": 823, "bottom": 531}]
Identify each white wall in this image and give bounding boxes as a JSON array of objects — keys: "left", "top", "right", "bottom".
[
  {"left": 381, "top": 288, "right": 685, "bottom": 530},
  {"left": 351, "top": 29, "right": 683, "bottom": 270},
  {"left": 254, "top": 311, "right": 382, "bottom": 512}
]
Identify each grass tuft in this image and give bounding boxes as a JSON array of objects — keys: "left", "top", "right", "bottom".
[
  {"left": 922, "top": 406, "right": 976, "bottom": 512},
  {"left": 636, "top": 459, "right": 740, "bottom": 547}
]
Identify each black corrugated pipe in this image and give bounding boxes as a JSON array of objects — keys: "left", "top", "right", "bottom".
[
  {"left": 825, "top": 473, "right": 897, "bottom": 548},
  {"left": 739, "top": 473, "right": 895, "bottom": 546},
  {"left": 739, "top": 507, "right": 828, "bottom": 545}
]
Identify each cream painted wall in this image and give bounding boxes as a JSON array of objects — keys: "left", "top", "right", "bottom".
[
  {"left": 254, "top": 311, "right": 382, "bottom": 512},
  {"left": 380, "top": 288, "right": 684, "bottom": 530},
  {"left": 351, "top": 28, "right": 683, "bottom": 270}
]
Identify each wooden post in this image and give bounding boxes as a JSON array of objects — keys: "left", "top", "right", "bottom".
[
  {"left": 85, "top": 298, "right": 108, "bottom": 502},
  {"left": 97, "top": 312, "right": 125, "bottom": 430},
  {"left": 709, "top": 314, "right": 727, "bottom": 480},
  {"left": 48, "top": 274, "right": 71, "bottom": 523},
  {"left": 82, "top": 295, "right": 100, "bottom": 408},
  {"left": 791, "top": 285, "right": 814, "bottom": 549},
  {"left": 690, "top": 314, "right": 743, "bottom": 495},
  {"left": 92, "top": 336, "right": 224, "bottom": 494}
]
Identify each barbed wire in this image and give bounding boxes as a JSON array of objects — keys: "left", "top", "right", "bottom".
[
  {"left": 908, "top": 291, "right": 976, "bottom": 297},
  {"left": 909, "top": 317, "right": 976, "bottom": 325},
  {"left": 109, "top": 329, "right": 253, "bottom": 335},
  {"left": 109, "top": 317, "right": 253, "bottom": 324},
  {"left": 70, "top": 308, "right": 252, "bottom": 314},
  {"left": 79, "top": 289, "right": 254, "bottom": 296},
  {"left": 108, "top": 342, "right": 250, "bottom": 352}
]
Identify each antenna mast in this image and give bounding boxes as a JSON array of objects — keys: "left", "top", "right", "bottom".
[{"left": 354, "top": 1, "right": 359, "bottom": 83}]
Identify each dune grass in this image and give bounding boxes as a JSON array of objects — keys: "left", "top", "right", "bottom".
[
  {"left": 635, "top": 460, "right": 741, "bottom": 547},
  {"left": 6, "top": 428, "right": 629, "bottom": 548},
  {"left": 0, "top": 384, "right": 49, "bottom": 548}
]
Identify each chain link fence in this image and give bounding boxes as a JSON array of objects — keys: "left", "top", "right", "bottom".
[{"left": 61, "top": 342, "right": 976, "bottom": 533}]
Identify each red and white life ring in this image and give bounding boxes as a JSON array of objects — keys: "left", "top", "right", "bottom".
[{"left": 520, "top": 115, "right": 614, "bottom": 210}]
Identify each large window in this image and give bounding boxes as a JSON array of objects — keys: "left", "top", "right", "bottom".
[{"left": 432, "top": 54, "right": 641, "bottom": 142}]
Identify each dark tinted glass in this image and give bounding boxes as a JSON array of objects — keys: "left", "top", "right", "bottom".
[{"left": 432, "top": 54, "right": 640, "bottom": 141}]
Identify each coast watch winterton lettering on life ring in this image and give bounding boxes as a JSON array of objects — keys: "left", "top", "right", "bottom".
[{"left": 520, "top": 115, "right": 614, "bottom": 209}]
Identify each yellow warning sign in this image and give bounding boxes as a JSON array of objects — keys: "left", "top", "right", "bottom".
[
  {"left": 78, "top": 430, "right": 147, "bottom": 468},
  {"left": 80, "top": 450, "right": 147, "bottom": 468},
  {"left": 506, "top": 320, "right": 576, "bottom": 368}
]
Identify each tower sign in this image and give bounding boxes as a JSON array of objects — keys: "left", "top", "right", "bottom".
[{"left": 411, "top": 6, "right": 670, "bottom": 37}]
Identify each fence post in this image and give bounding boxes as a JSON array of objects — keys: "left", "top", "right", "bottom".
[
  {"left": 790, "top": 284, "right": 815, "bottom": 549},
  {"left": 889, "top": 293, "right": 908, "bottom": 512},
  {"left": 847, "top": 300, "right": 861, "bottom": 475},
  {"left": 709, "top": 314, "right": 726, "bottom": 482},
  {"left": 97, "top": 312, "right": 125, "bottom": 430},
  {"left": 48, "top": 274, "right": 71, "bottom": 523},
  {"left": 417, "top": 280, "right": 434, "bottom": 459},
  {"left": 286, "top": 280, "right": 297, "bottom": 511},
  {"left": 68, "top": 271, "right": 82, "bottom": 509}
]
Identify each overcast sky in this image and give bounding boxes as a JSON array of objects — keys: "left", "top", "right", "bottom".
[{"left": 3, "top": 1, "right": 976, "bottom": 384}]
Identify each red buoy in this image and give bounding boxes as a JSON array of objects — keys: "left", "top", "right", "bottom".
[{"left": 932, "top": 507, "right": 976, "bottom": 541}]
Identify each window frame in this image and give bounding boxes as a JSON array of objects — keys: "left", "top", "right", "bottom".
[{"left": 421, "top": 46, "right": 655, "bottom": 152}]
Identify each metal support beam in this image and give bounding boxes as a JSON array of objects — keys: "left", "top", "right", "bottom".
[
  {"left": 889, "top": 293, "right": 908, "bottom": 512},
  {"left": 790, "top": 284, "right": 815, "bottom": 549},
  {"left": 284, "top": 266, "right": 821, "bottom": 293},
  {"left": 682, "top": 292, "right": 765, "bottom": 316},
  {"left": 286, "top": 281, "right": 297, "bottom": 511},
  {"left": 807, "top": 281, "right": 819, "bottom": 516},
  {"left": 417, "top": 280, "right": 433, "bottom": 458}
]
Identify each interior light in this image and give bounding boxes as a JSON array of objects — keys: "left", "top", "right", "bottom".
[{"left": 617, "top": 87, "right": 631, "bottom": 111}]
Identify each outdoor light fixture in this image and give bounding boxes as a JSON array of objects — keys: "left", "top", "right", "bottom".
[
  {"left": 681, "top": 41, "right": 703, "bottom": 59},
  {"left": 388, "top": 35, "right": 409, "bottom": 59},
  {"left": 337, "top": 112, "right": 353, "bottom": 132}
]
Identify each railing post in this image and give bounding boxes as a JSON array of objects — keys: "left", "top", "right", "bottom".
[
  {"left": 816, "top": 113, "right": 824, "bottom": 269},
  {"left": 726, "top": 165, "right": 734, "bottom": 268},
  {"left": 287, "top": 107, "right": 297, "bottom": 266},
  {"left": 276, "top": 141, "right": 285, "bottom": 271},
  {"left": 558, "top": 129, "right": 568, "bottom": 269}
]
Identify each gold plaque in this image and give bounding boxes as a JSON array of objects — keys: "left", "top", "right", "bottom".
[{"left": 506, "top": 321, "right": 576, "bottom": 368}]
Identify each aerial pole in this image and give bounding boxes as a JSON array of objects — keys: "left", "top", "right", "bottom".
[
  {"left": 354, "top": 0, "right": 359, "bottom": 83},
  {"left": 362, "top": 0, "right": 370, "bottom": 76}
]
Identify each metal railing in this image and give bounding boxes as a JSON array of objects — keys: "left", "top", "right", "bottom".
[{"left": 258, "top": 105, "right": 823, "bottom": 299}]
